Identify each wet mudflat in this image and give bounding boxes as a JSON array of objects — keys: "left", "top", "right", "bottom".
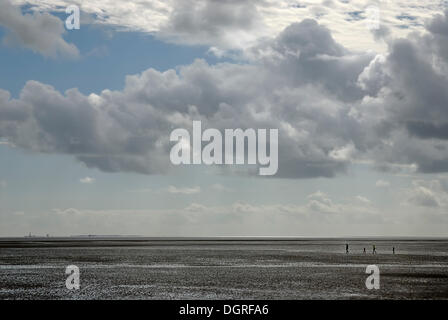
[{"left": 0, "top": 239, "right": 447, "bottom": 299}]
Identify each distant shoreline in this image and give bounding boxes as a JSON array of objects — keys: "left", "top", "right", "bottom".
[
  {"left": 2, "top": 236, "right": 448, "bottom": 241},
  {"left": 0, "top": 236, "right": 448, "bottom": 249}
]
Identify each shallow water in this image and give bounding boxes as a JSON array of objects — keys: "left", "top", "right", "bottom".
[{"left": 0, "top": 239, "right": 447, "bottom": 299}]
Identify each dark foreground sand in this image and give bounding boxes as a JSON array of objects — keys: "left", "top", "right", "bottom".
[{"left": 0, "top": 238, "right": 447, "bottom": 299}]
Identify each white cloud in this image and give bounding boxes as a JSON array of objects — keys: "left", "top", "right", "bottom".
[
  {"left": 404, "top": 180, "right": 448, "bottom": 208},
  {"left": 211, "top": 183, "right": 233, "bottom": 192},
  {"left": 307, "top": 191, "right": 338, "bottom": 214},
  {"left": 0, "top": 0, "right": 79, "bottom": 58},
  {"left": 166, "top": 185, "right": 201, "bottom": 195},
  {"left": 329, "top": 143, "right": 355, "bottom": 161},
  {"left": 0, "top": 140, "right": 12, "bottom": 146},
  {"left": 131, "top": 184, "right": 230, "bottom": 194},
  {"left": 375, "top": 180, "right": 390, "bottom": 187},
  {"left": 306, "top": 191, "right": 376, "bottom": 216},
  {"left": 79, "top": 177, "right": 95, "bottom": 184},
  {"left": 0, "top": 180, "right": 6, "bottom": 188},
  {"left": 0, "top": 193, "right": 384, "bottom": 236},
  {"left": 356, "top": 196, "right": 371, "bottom": 204},
  {"left": 8, "top": 0, "right": 445, "bottom": 53}
]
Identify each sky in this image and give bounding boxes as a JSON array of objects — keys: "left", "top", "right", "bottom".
[{"left": 1, "top": 0, "right": 448, "bottom": 237}]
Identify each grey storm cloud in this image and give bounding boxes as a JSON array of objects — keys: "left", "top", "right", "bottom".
[
  {"left": 354, "top": 10, "right": 448, "bottom": 174},
  {"left": 0, "top": 0, "right": 78, "bottom": 58},
  {"left": 2, "top": 11, "right": 448, "bottom": 178},
  {"left": 406, "top": 121, "right": 448, "bottom": 140}
]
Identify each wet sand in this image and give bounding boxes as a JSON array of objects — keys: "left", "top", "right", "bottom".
[{"left": 0, "top": 238, "right": 447, "bottom": 299}]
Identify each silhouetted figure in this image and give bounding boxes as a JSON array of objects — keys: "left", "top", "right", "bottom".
[
  {"left": 393, "top": 247, "right": 395, "bottom": 254},
  {"left": 372, "top": 244, "right": 376, "bottom": 254},
  {"left": 346, "top": 243, "right": 349, "bottom": 254},
  {"left": 363, "top": 248, "right": 366, "bottom": 254}
]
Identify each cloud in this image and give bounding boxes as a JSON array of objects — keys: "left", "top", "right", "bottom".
[
  {"left": 79, "top": 177, "right": 95, "bottom": 184},
  {"left": 2, "top": 11, "right": 448, "bottom": 179},
  {"left": 305, "top": 191, "right": 376, "bottom": 216},
  {"left": 8, "top": 0, "right": 446, "bottom": 53},
  {"left": 0, "top": 139, "right": 14, "bottom": 146},
  {"left": 131, "top": 184, "right": 230, "bottom": 194},
  {"left": 211, "top": 183, "right": 233, "bottom": 192},
  {"left": 404, "top": 180, "right": 448, "bottom": 208},
  {"left": 350, "top": 10, "right": 448, "bottom": 175},
  {"left": 356, "top": 195, "right": 371, "bottom": 204},
  {"left": 1, "top": 193, "right": 383, "bottom": 236},
  {"left": 375, "top": 180, "right": 390, "bottom": 188},
  {"left": 159, "top": 0, "right": 265, "bottom": 49},
  {"left": 0, "top": 180, "right": 6, "bottom": 188},
  {"left": 0, "top": 0, "right": 79, "bottom": 58},
  {"left": 0, "top": 19, "right": 371, "bottom": 178},
  {"left": 307, "top": 191, "right": 338, "bottom": 214},
  {"left": 165, "top": 185, "right": 201, "bottom": 195}
]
